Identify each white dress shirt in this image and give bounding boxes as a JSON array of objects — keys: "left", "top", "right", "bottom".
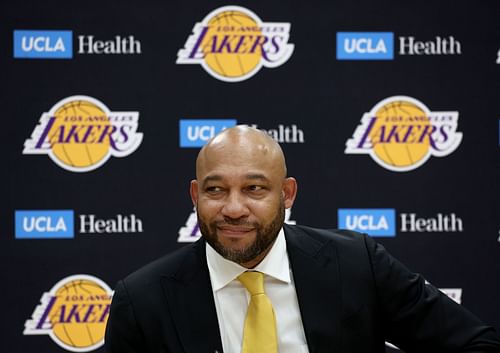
[{"left": 206, "top": 228, "right": 310, "bottom": 353}]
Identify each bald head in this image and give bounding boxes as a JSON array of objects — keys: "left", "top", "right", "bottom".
[{"left": 196, "top": 125, "right": 287, "bottom": 180}]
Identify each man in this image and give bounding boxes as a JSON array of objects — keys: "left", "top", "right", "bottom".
[{"left": 105, "top": 125, "right": 500, "bottom": 353}]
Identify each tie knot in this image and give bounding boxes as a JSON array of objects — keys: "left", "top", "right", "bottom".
[{"left": 237, "top": 271, "right": 265, "bottom": 295}]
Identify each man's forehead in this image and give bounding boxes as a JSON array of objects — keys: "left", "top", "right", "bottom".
[
  {"left": 197, "top": 152, "right": 281, "bottom": 177},
  {"left": 199, "top": 144, "right": 277, "bottom": 166},
  {"left": 201, "top": 172, "right": 270, "bottom": 185}
]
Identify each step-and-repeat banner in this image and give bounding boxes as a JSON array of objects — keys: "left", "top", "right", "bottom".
[{"left": 2, "top": 1, "right": 499, "bottom": 352}]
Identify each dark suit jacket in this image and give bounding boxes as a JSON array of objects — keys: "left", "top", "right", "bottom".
[{"left": 105, "top": 224, "right": 500, "bottom": 353}]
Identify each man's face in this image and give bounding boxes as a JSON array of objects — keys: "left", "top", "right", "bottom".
[{"left": 190, "top": 138, "right": 296, "bottom": 268}]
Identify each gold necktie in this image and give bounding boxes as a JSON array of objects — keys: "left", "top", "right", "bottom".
[{"left": 238, "top": 271, "right": 278, "bottom": 353}]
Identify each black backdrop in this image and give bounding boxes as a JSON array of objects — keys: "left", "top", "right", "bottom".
[{"left": 2, "top": 1, "right": 499, "bottom": 352}]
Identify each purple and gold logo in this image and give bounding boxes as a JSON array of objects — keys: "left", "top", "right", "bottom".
[
  {"left": 176, "top": 6, "right": 294, "bottom": 82},
  {"left": 345, "top": 96, "right": 462, "bottom": 172},
  {"left": 24, "top": 274, "right": 112, "bottom": 352},
  {"left": 23, "top": 95, "right": 143, "bottom": 172}
]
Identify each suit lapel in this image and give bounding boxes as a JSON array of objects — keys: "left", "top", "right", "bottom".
[
  {"left": 158, "top": 226, "right": 342, "bottom": 353},
  {"left": 285, "top": 224, "right": 341, "bottom": 353},
  {"left": 160, "top": 240, "right": 223, "bottom": 353}
]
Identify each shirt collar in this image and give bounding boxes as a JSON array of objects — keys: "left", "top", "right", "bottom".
[{"left": 206, "top": 228, "right": 291, "bottom": 292}]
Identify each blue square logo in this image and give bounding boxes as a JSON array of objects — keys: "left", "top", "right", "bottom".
[
  {"left": 338, "top": 208, "right": 396, "bottom": 236},
  {"left": 179, "top": 119, "right": 237, "bottom": 148},
  {"left": 337, "top": 32, "right": 394, "bottom": 60},
  {"left": 14, "top": 30, "right": 73, "bottom": 59},
  {"left": 15, "top": 210, "right": 74, "bottom": 239}
]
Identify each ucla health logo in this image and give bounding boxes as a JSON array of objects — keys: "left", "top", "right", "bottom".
[
  {"left": 180, "top": 119, "right": 237, "bottom": 147},
  {"left": 15, "top": 210, "right": 74, "bottom": 239},
  {"left": 337, "top": 32, "right": 394, "bottom": 60},
  {"left": 23, "top": 96, "right": 143, "bottom": 172},
  {"left": 180, "top": 120, "right": 305, "bottom": 147},
  {"left": 345, "top": 96, "right": 462, "bottom": 172},
  {"left": 14, "top": 30, "right": 73, "bottom": 59},
  {"left": 24, "top": 274, "right": 112, "bottom": 352},
  {"left": 14, "top": 30, "right": 142, "bottom": 58},
  {"left": 338, "top": 209, "right": 396, "bottom": 237},
  {"left": 177, "top": 6, "right": 294, "bottom": 82}
]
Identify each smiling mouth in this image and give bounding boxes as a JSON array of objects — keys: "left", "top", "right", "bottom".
[{"left": 217, "top": 226, "right": 255, "bottom": 237}]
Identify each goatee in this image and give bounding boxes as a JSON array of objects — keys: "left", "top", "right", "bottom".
[{"left": 197, "top": 199, "right": 285, "bottom": 265}]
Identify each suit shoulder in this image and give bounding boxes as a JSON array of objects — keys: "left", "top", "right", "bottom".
[
  {"left": 286, "top": 223, "right": 368, "bottom": 245},
  {"left": 122, "top": 241, "right": 203, "bottom": 290},
  {"left": 284, "top": 224, "right": 376, "bottom": 262}
]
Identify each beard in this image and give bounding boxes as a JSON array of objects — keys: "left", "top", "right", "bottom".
[{"left": 197, "top": 199, "right": 285, "bottom": 265}]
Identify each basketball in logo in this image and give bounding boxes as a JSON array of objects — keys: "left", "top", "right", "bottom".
[
  {"left": 370, "top": 99, "right": 432, "bottom": 169},
  {"left": 201, "top": 10, "right": 262, "bottom": 79},
  {"left": 177, "top": 6, "right": 294, "bottom": 82},
  {"left": 345, "top": 96, "right": 462, "bottom": 172},
  {"left": 23, "top": 95, "right": 143, "bottom": 172},
  {"left": 50, "top": 99, "right": 111, "bottom": 169},
  {"left": 24, "top": 274, "right": 113, "bottom": 352}
]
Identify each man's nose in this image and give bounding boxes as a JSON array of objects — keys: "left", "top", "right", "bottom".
[{"left": 221, "top": 192, "right": 250, "bottom": 219}]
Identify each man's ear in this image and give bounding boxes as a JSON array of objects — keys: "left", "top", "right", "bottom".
[
  {"left": 282, "top": 177, "right": 297, "bottom": 209},
  {"left": 190, "top": 180, "right": 199, "bottom": 206}
]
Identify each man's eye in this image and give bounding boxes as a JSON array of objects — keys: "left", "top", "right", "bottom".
[
  {"left": 247, "top": 185, "right": 264, "bottom": 192},
  {"left": 206, "top": 186, "right": 223, "bottom": 193}
]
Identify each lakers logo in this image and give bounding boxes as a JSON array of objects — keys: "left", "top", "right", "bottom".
[
  {"left": 176, "top": 6, "right": 294, "bottom": 82},
  {"left": 345, "top": 96, "right": 462, "bottom": 172},
  {"left": 24, "top": 274, "right": 113, "bottom": 352},
  {"left": 23, "top": 95, "right": 143, "bottom": 172}
]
